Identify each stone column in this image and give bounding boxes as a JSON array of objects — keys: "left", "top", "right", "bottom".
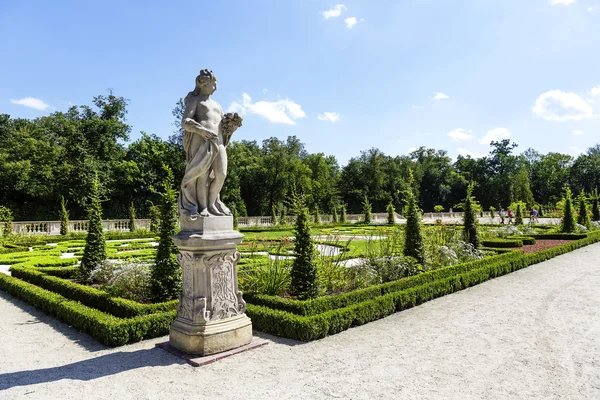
[{"left": 169, "top": 216, "right": 252, "bottom": 355}]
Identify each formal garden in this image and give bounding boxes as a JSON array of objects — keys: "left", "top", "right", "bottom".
[{"left": 1, "top": 166, "right": 599, "bottom": 346}]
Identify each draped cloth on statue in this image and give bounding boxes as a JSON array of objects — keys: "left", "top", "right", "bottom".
[{"left": 179, "top": 130, "right": 219, "bottom": 217}]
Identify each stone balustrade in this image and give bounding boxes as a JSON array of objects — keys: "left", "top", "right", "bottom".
[{"left": 10, "top": 219, "right": 152, "bottom": 236}]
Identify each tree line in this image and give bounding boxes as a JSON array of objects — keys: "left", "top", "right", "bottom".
[{"left": 1, "top": 92, "right": 599, "bottom": 221}]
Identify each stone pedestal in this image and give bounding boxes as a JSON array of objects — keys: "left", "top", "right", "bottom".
[{"left": 169, "top": 216, "right": 252, "bottom": 356}]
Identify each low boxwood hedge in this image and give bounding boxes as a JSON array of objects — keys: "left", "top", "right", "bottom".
[
  {"left": 10, "top": 266, "right": 177, "bottom": 318},
  {"left": 245, "top": 231, "right": 600, "bottom": 341},
  {"left": 506, "top": 236, "right": 536, "bottom": 245},
  {"left": 0, "top": 273, "right": 175, "bottom": 346},
  {"left": 481, "top": 238, "right": 523, "bottom": 248}
]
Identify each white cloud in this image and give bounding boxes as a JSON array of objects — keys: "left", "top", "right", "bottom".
[
  {"left": 317, "top": 112, "right": 340, "bottom": 122},
  {"left": 479, "top": 128, "right": 511, "bottom": 144},
  {"left": 457, "top": 148, "right": 485, "bottom": 159},
  {"left": 322, "top": 4, "right": 346, "bottom": 19},
  {"left": 573, "top": 130, "right": 584, "bottom": 135},
  {"left": 551, "top": 0, "right": 576, "bottom": 5},
  {"left": 591, "top": 86, "right": 600, "bottom": 96},
  {"left": 434, "top": 92, "right": 450, "bottom": 100},
  {"left": 532, "top": 90, "right": 593, "bottom": 122},
  {"left": 345, "top": 17, "right": 358, "bottom": 28},
  {"left": 10, "top": 97, "right": 50, "bottom": 110},
  {"left": 570, "top": 146, "right": 585, "bottom": 156},
  {"left": 447, "top": 128, "right": 473, "bottom": 142},
  {"left": 228, "top": 93, "right": 305, "bottom": 125}
]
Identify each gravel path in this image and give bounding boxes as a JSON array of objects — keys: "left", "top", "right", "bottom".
[{"left": 1, "top": 244, "right": 600, "bottom": 399}]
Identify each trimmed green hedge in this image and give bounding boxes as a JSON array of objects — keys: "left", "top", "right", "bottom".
[
  {"left": 245, "top": 231, "right": 600, "bottom": 341},
  {"left": 0, "top": 273, "right": 175, "bottom": 346},
  {"left": 531, "top": 233, "right": 587, "bottom": 240},
  {"left": 482, "top": 238, "right": 524, "bottom": 248},
  {"left": 245, "top": 252, "right": 519, "bottom": 316},
  {"left": 10, "top": 266, "right": 177, "bottom": 317},
  {"left": 506, "top": 236, "right": 536, "bottom": 245}
]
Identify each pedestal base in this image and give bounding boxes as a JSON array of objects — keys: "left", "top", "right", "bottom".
[{"left": 170, "top": 312, "right": 252, "bottom": 356}]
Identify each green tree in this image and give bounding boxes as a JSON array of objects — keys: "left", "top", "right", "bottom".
[
  {"left": 340, "top": 204, "right": 347, "bottom": 223},
  {"left": 59, "top": 196, "right": 69, "bottom": 235},
  {"left": 128, "top": 202, "right": 136, "bottom": 232},
  {"left": 515, "top": 203, "right": 524, "bottom": 226},
  {"left": 386, "top": 202, "right": 395, "bottom": 225},
  {"left": 577, "top": 191, "right": 590, "bottom": 228},
  {"left": 313, "top": 205, "right": 320, "bottom": 224},
  {"left": 433, "top": 205, "right": 444, "bottom": 213},
  {"left": 463, "top": 183, "right": 480, "bottom": 248},
  {"left": 151, "top": 166, "right": 181, "bottom": 301},
  {"left": 290, "top": 201, "right": 319, "bottom": 299},
  {"left": 592, "top": 189, "right": 600, "bottom": 221},
  {"left": 403, "top": 170, "right": 425, "bottom": 264},
  {"left": 80, "top": 177, "right": 106, "bottom": 280},
  {"left": 362, "top": 195, "right": 372, "bottom": 224},
  {"left": 561, "top": 187, "right": 576, "bottom": 233},
  {"left": 332, "top": 204, "right": 339, "bottom": 224}
]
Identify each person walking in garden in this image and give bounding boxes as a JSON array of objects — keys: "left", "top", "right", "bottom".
[
  {"left": 499, "top": 208, "right": 505, "bottom": 224},
  {"left": 507, "top": 209, "right": 514, "bottom": 225},
  {"left": 532, "top": 208, "right": 539, "bottom": 223}
]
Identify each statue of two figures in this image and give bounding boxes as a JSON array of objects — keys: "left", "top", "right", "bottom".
[{"left": 179, "top": 69, "right": 242, "bottom": 221}]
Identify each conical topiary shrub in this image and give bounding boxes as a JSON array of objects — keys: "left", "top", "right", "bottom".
[
  {"left": 151, "top": 166, "right": 181, "bottom": 301},
  {"left": 290, "top": 200, "right": 319, "bottom": 299},
  {"left": 577, "top": 190, "right": 590, "bottom": 228},
  {"left": 387, "top": 202, "right": 395, "bottom": 225},
  {"left": 403, "top": 170, "right": 425, "bottom": 265},
  {"left": 515, "top": 202, "right": 524, "bottom": 226},
  {"left": 362, "top": 196, "right": 372, "bottom": 224},
  {"left": 463, "top": 183, "right": 480, "bottom": 249},
  {"left": 80, "top": 177, "right": 106, "bottom": 280},
  {"left": 561, "top": 187, "right": 576, "bottom": 233},
  {"left": 59, "top": 196, "right": 69, "bottom": 236},
  {"left": 129, "top": 202, "right": 136, "bottom": 232}
]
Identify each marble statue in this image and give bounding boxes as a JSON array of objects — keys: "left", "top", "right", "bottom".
[{"left": 179, "top": 69, "right": 243, "bottom": 219}]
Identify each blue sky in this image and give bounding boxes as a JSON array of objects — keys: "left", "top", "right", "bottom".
[{"left": 1, "top": 0, "right": 599, "bottom": 164}]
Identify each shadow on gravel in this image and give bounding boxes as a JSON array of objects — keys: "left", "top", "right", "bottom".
[
  {"left": 252, "top": 331, "right": 304, "bottom": 347},
  {"left": 0, "top": 291, "right": 105, "bottom": 352},
  {"left": 0, "top": 348, "right": 185, "bottom": 390}
]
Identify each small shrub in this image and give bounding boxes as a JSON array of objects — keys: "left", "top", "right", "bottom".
[
  {"left": 362, "top": 196, "right": 372, "bottom": 224},
  {"left": 515, "top": 203, "right": 524, "bottom": 226},
  {"left": 147, "top": 202, "right": 161, "bottom": 233},
  {"left": 91, "top": 259, "right": 153, "bottom": 302},
  {"left": 434, "top": 205, "right": 444, "bottom": 213},
  {"left": 387, "top": 202, "right": 396, "bottom": 225}
]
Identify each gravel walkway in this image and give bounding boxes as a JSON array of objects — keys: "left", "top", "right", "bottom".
[{"left": 1, "top": 244, "right": 600, "bottom": 399}]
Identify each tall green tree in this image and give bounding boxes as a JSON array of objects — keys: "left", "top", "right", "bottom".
[
  {"left": 151, "top": 166, "right": 181, "bottom": 301},
  {"left": 515, "top": 203, "right": 524, "bottom": 226},
  {"left": 80, "top": 177, "right": 106, "bottom": 280},
  {"left": 403, "top": 170, "right": 425, "bottom": 265},
  {"left": 386, "top": 201, "right": 396, "bottom": 225}
]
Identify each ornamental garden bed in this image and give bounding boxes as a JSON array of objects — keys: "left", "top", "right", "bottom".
[{"left": 0, "top": 230, "right": 598, "bottom": 345}]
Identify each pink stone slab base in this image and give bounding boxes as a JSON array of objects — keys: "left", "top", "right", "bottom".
[{"left": 157, "top": 338, "right": 268, "bottom": 367}]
